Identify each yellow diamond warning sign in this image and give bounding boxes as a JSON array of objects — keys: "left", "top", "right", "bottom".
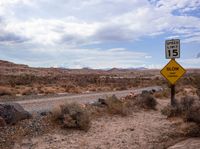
[{"left": 160, "top": 59, "right": 186, "bottom": 85}]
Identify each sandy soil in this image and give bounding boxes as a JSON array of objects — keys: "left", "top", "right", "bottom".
[
  {"left": 13, "top": 100, "right": 185, "bottom": 149},
  {"left": 168, "top": 138, "right": 200, "bottom": 149}
]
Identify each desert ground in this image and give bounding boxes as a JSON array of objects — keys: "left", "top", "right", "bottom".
[{"left": 0, "top": 60, "right": 200, "bottom": 149}]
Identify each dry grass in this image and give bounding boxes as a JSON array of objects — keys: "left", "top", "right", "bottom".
[{"left": 179, "top": 122, "right": 200, "bottom": 137}]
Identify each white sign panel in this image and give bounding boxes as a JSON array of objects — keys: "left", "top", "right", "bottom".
[{"left": 165, "top": 39, "right": 180, "bottom": 59}]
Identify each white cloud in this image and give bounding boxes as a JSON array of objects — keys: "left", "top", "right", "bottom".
[
  {"left": 0, "top": 0, "right": 200, "bottom": 45},
  {"left": 3, "top": 18, "right": 101, "bottom": 45},
  {"left": 179, "top": 58, "right": 200, "bottom": 68},
  {"left": 156, "top": 0, "right": 200, "bottom": 12}
]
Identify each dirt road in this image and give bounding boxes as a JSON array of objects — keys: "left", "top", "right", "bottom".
[{"left": 1, "top": 86, "right": 162, "bottom": 112}]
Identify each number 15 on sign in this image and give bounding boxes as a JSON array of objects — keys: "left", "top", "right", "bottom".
[{"left": 165, "top": 39, "right": 180, "bottom": 59}]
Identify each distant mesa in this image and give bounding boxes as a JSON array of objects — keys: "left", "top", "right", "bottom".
[
  {"left": 0, "top": 60, "right": 28, "bottom": 68},
  {"left": 108, "top": 67, "right": 147, "bottom": 71}
]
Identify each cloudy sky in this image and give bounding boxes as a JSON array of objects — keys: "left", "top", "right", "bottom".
[{"left": 0, "top": 0, "right": 200, "bottom": 69}]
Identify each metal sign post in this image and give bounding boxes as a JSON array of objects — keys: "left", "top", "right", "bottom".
[
  {"left": 171, "top": 84, "right": 176, "bottom": 106},
  {"left": 161, "top": 39, "right": 186, "bottom": 106}
]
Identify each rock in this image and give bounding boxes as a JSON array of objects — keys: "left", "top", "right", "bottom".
[
  {"left": 151, "top": 89, "right": 156, "bottom": 94},
  {"left": 39, "top": 111, "right": 52, "bottom": 116},
  {"left": 0, "top": 116, "right": 6, "bottom": 127},
  {"left": 101, "top": 95, "right": 120, "bottom": 105},
  {"left": 141, "top": 90, "right": 151, "bottom": 95},
  {"left": 0, "top": 103, "right": 32, "bottom": 125},
  {"left": 90, "top": 101, "right": 103, "bottom": 107},
  {"left": 98, "top": 98, "right": 107, "bottom": 105}
]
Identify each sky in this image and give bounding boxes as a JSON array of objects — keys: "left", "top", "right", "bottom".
[{"left": 0, "top": 0, "right": 200, "bottom": 69}]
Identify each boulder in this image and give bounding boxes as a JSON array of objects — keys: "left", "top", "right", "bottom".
[
  {"left": 0, "top": 103, "right": 32, "bottom": 125},
  {"left": 90, "top": 101, "right": 103, "bottom": 107},
  {"left": 98, "top": 98, "right": 107, "bottom": 105}
]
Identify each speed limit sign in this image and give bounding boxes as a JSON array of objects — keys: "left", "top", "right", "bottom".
[{"left": 165, "top": 39, "right": 180, "bottom": 59}]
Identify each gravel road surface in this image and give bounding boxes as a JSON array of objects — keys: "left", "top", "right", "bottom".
[{"left": 1, "top": 86, "right": 162, "bottom": 112}]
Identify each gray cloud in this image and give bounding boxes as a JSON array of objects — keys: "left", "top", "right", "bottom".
[
  {"left": 0, "top": 32, "right": 28, "bottom": 44},
  {"left": 197, "top": 52, "right": 200, "bottom": 58},
  {"left": 60, "top": 34, "right": 86, "bottom": 45},
  {"left": 94, "top": 24, "right": 134, "bottom": 42}
]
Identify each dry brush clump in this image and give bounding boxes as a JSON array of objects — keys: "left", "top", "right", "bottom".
[
  {"left": 51, "top": 102, "right": 91, "bottom": 131},
  {"left": 103, "top": 95, "right": 130, "bottom": 116},
  {"left": 189, "top": 74, "right": 200, "bottom": 98},
  {"left": 161, "top": 96, "right": 200, "bottom": 121},
  {"left": 153, "top": 89, "right": 170, "bottom": 99},
  {"left": 178, "top": 122, "right": 200, "bottom": 137},
  {"left": 85, "top": 95, "right": 130, "bottom": 117},
  {"left": 161, "top": 95, "right": 200, "bottom": 137},
  {"left": 125, "top": 91, "right": 158, "bottom": 110},
  {"left": 135, "top": 91, "right": 157, "bottom": 109}
]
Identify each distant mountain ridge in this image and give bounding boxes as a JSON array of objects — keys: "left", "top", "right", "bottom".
[{"left": 0, "top": 60, "right": 148, "bottom": 70}]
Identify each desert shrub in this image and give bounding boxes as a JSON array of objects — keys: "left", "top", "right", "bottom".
[
  {"left": 51, "top": 102, "right": 90, "bottom": 131},
  {"left": 85, "top": 103, "right": 107, "bottom": 119},
  {"left": 161, "top": 105, "right": 180, "bottom": 117},
  {"left": 161, "top": 96, "right": 200, "bottom": 124},
  {"left": 103, "top": 95, "right": 129, "bottom": 116},
  {"left": 0, "top": 87, "right": 13, "bottom": 96},
  {"left": 134, "top": 91, "right": 157, "bottom": 110},
  {"left": 185, "top": 101, "right": 200, "bottom": 124},
  {"left": 179, "top": 122, "right": 200, "bottom": 137},
  {"left": 51, "top": 105, "right": 62, "bottom": 122},
  {"left": 179, "top": 96, "right": 195, "bottom": 112},
  {"left": 192, "top": 75, "right": 200, "bottom": 98},
  {"left": 154, "top": 89, "right": 170, "bottom": 99}
]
